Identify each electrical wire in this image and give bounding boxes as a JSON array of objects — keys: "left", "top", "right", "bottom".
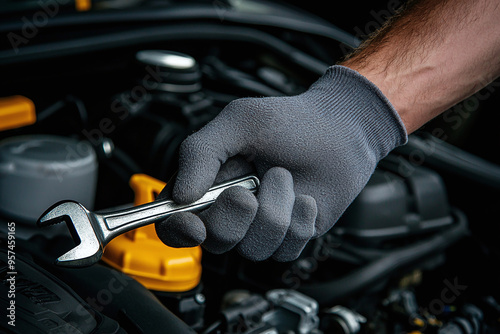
[
  {"left": 0, "top": 23, "right": 329, "bottom": 74},
  {"left": 36, "top": 100, "right": 66, "bottom": 122},
  {"left": 65, "top": 95, "right": 89, "bottom": 128},
  {"left": 203, "top": 56, "right": 286, "bottom": 96},
  {"left": 36, "top": 95, "right": 89, "bottom": 127},
  {"left": 0, "top": 2, "right": 360, "bottom": 48},
  {"left": 200, "top": 320, "right": 222, "bottom": 334},
  {"left": 394, "top": 133, "right": 500, "bottom": 189},
  {"left": 299, "top": 209, "right": 469, "bottom": 305}
]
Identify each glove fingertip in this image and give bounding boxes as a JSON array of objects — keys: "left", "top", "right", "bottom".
[
  {"left": 155, "top": 212, "right": 206, "bottom": 248},
  {"left": 293, "top": 194, "right": 318, "bottom": 223},
  {"left": 272, "top": 194, "right": 317, "bottom": 262},
  {"left": 201, "top": 186, "right": 258, "bottom": 254}
]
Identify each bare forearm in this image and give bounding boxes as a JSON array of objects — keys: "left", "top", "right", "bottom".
[{"left": 341, "top": 0, "right": 500, "bottom": 133}]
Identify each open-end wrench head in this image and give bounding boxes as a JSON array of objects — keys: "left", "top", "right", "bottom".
[{"left": 37, "top": 200, "right": 103, "bottom": 267}]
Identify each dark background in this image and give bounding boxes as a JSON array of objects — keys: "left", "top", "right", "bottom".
[{"left": 287, "top": 0, "right": 403, "bottom": 38}]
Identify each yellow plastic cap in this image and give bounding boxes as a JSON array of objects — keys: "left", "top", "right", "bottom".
[{"left": 102, "top": 174, "right": 202, "bottom": 292}]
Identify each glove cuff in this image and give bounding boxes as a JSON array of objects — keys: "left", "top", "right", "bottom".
[{"left": 308, "top": 65, "right": 408, "bottom": 160}]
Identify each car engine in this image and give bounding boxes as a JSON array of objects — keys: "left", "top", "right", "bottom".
[{"left": 1, "top": 1, "right": 500, "bottom": 333}]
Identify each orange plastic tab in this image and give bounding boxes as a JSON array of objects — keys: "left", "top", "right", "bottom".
[
  {"left": 75, "top": 0, "right": 91, "bottom": 11},
  {"left": 102, "top": 174, "right": 202, "bottom": 292},
  {"left": 0, "top": 96, "right": 36, "bottom": 131}
]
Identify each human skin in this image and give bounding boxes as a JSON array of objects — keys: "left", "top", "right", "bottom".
[
  {"left": 341, "top": 0, "right": 500, "bottom": 134},
  {"left": 156, "top": 0, "right": 500, "bottom": 260}
]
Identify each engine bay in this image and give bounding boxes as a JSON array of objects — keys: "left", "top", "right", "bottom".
[{"left": 1, "top": 1, "right": 500, "bottom": 333}]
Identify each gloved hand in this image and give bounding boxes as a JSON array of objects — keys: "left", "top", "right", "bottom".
[{"left": 155, "top": 65, "right": 407, "bottom": 261}]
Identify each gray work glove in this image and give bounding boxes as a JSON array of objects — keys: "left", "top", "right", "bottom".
[{"left": 155, "top": 65, "right": 407, "bottom": 261}]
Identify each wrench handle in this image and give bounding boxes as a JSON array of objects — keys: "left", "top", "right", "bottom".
[{"left": 100, "top": 174, "right": 259, "bottom": 240}]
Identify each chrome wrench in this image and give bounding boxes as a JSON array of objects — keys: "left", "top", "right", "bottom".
[{"left": 36, "top": 174, "right": 259, "bottom": 267}]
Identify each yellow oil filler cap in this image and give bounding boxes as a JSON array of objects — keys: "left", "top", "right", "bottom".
[
  {"left": 102, "top": 174, "right": 202, "bottom": 292},
  {"left": 0, "top": 96, "right": 36, "bottom": 132}
]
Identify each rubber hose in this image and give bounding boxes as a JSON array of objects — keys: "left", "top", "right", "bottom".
[{"left": 299, "top": 209, "right": 468, "bottom": 305}]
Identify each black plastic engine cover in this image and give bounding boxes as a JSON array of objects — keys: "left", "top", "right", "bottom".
[
  {"left": 334, "top": 163, "right": 454, "bottom": 247},
  {"left": 0, "top": 248, "right": 124, "bottom": 334}
]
